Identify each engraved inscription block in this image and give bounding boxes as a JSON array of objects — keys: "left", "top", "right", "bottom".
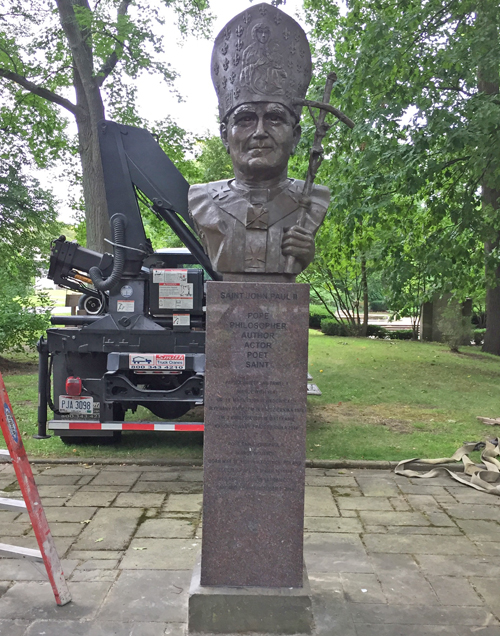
[{"left": 201, "top": 282, "right": 309, "bottom": 588}]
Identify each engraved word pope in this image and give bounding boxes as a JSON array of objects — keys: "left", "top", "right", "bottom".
[{"left": 189, "top": 3, "right": 330, "bottom": 282}]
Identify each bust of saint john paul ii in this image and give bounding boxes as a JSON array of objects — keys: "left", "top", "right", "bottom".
[{"left": 188, "top": 3, "right": 330, "bottom": 282}]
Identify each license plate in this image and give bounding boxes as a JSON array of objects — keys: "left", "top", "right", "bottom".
[{"left": 59, "top": 396, "right": 94, "bottom": 415}]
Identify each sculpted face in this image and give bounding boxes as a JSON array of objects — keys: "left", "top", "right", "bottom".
[{"left": 221, "top": 102, "right": 301, "bottom": 185}]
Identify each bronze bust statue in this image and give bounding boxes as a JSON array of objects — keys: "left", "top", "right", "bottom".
[{"left": 189, "top": 3, "right": 330, "bottom": 282}]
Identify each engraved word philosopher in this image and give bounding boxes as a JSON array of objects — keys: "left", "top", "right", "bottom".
[{"left": 189, "top": 3, "right": 330, "bottom": 281}]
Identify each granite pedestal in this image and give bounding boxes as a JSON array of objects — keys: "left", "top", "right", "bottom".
[{"left": 188, "top": 282, "right": 312, "bottom": 634}]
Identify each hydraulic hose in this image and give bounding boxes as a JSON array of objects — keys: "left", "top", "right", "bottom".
[{"left": 89, "top": 214, "right": 126, "bottom": 292}]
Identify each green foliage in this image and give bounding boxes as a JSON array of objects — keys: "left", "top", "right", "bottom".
[
  {"left": 369, "top": 300, "right": 388, "bottom": 312},
  {"left": 0, "top": 158, "right": 59, "bottom": 351},
  {"left": 0, "top": 279, "right": 52, "bottom": 353},
  {"left": 302, "top": 0, "right": 498, "bottom": 335},
  {"left": 473, "top": 328, "right": 486, "bottom": 346},
  {"left": 366, "top": 324, "right": 388, "bottom": 338},
  {"left": 309, "top": 304, "right": 334, "bottom": 329},
  {"left": 390, "top": 330, "right": 414, "bottom": 341},
  {"left": 320, "top": 318, "right": 352, "bottom": 337},
  {"left": 437, "top": 305, "right": 473, "bottom": 353}
]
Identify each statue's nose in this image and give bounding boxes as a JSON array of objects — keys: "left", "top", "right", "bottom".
[{"left": 253, "top": 117, "right": 268, "bottom": 139}]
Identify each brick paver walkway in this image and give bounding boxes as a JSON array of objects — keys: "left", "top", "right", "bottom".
[{"left": 0, "top": 462, "right": 499, "bottom": 635}]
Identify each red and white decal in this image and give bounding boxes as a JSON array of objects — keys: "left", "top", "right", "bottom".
[
  {"left": 49, "top": 420, "right": 204, "bottom": 432},
  {"left": 129, "top": 353, "right": 186, "bottom": 370}
]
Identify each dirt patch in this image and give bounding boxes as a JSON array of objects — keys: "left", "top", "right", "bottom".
[
  {"left": 309, "top": 402, "right": 440, "bottom": 434},
  {"left": 0, "top": 356, "right": 37, "bottom": 375}
]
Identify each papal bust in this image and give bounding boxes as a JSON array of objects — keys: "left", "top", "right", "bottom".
[{"left": 189, "top": 3, "right": 330, "bottom": 282}]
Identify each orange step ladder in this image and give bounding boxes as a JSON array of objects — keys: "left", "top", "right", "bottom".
[{"left": 0, "top": 372, "right": 71, "bottom": 606}]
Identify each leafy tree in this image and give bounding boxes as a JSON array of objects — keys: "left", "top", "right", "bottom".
[
  {"left": 0, "top": 0, "right": 213, "bottom": 252},
  {"left": 0, "top": 159, "right": 60, "bottom": 351},
  {"left": 303, "top": 0, "right": 499, "bottom": 350}
]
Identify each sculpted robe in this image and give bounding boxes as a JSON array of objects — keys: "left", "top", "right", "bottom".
[{"left": 188, "top": 178, "right": 329, "bottom": 277}]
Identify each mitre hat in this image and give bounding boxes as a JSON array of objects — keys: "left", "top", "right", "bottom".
[{"left": 211, "top": 2, "right": 312, "bottom": 123}]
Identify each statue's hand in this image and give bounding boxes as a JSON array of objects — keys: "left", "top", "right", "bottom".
[{"left": 282, "top": 225, "right": 315, "bottom": 268}]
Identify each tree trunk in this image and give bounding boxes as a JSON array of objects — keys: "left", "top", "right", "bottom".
[
  {"left": 360, "top": 255, "right": 369, "bottom": 337},
  {"left": 56, "top": 0, "right": 110, "bottom": 253},
  {"left": 73, "top": 69, "right": 110, "bottom": 253},
  {"left": 478, "top": 2, "right": 500, "bottom": 355}
]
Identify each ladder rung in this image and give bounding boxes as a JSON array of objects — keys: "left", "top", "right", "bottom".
[
  {"left": 0, "top": 497, "right": 27, "bottom": 512},
  {"left": 0, "top": 449, "right": 11, "bottom": 462},
  {"left": 0, "top": 542, "right": 43, "bottom": 562}
]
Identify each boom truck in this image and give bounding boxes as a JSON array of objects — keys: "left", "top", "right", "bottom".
[
  {"left": 35, "top": 120, "right": 321, "bottom": 444},
  {"left": 35, "top": 120, "right": 220, "bottom": 443}
]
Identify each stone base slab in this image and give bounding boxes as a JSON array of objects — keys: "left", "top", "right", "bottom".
[{"left": 188, "top": 561, "right": 314, "bottom": 635}]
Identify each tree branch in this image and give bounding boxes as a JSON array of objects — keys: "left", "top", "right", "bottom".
[
  {"left": 95, "top": 0, "right": 132, "bottom": 87},
  {"left": 0, "top": 67, "right": 80, "bottom": 115}
]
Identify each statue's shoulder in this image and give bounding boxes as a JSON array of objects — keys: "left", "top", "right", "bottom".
[
  {"left": 188, "top": 180, "right": 231, "bottom": 213},
  {"left": 288, "top": 180, "right": 330, "bottom": 210}
]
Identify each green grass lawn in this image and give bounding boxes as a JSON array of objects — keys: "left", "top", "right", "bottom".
[{"left": 2, "top": 332, "right": 500, "bottom": 461}]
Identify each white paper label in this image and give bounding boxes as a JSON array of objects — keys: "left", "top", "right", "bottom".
[
  {"left": 153, "top": 269, "right": 188, "bottom": 284},
  {"left": 129, "top": 354, "right": 186, "bottom": 370},
  {"left": 117, "top": 300, "right": 135, "bottom": 312},
  {"left": 173, "top": 314, "right": 190, "bottom": 326},
  {"left": 158, "top": 282, "right": 193, "bottom": 309}
]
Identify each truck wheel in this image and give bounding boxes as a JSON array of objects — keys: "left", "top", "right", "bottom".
[{"left": 146, "top": 401, "right": 192, "bottom": 420}]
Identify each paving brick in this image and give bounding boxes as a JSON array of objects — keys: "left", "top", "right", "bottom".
[
  {"left": 341, "top": 510, "right": 359, "bottom": 518},
  {"left": 308, "top": 575, "right": 357, "bottom": 636},
  {"left": 304, "top": 533, "right": 373, "bottom": 573},
  {"left": 135, "top": 518, "right": 195, "bottom": 538},
  {"left": 0, "top": 535, "right": 73, "bottom": 557},
  {"left": 70, "top": 570, "right": 121, "bottom": 583},
  {"left": 113, "top": 492, "right": 166, "bottom": 508},
  {"left": 179, "top": 469, "right": 203, "bottom": 482},
  {"left": 476, "top": 541, "right": 500, "bottom": 556},
  {"left": 77, "top": 559, "right": 120, "bottom": 570},
  {"left": 68, "top": 550, "right": 124, "bottom": 561},
  {"left": 363, "top": 534, "right": 479, "bottom": 555},
  {"left": 337, "top": 497, "right": 393, "bottom": 511},
  {"left": 397, "top": 484, "right": 451, "bottom": 496},
  {"left": 445, "top": 489, "right": 498, "bottom": 504},
  {"left": 469, "top": 578, "right": 500, "bottom": 617},
  {"left": 304, "top": 487, "right": 339, "bottom": 517},
  {"left": 36, "top": 485, "right": 79, "bottom": 498},
  {"left": 442, "top": 504, "right": 500, "bottom": 521},
  {"left": 136, "top": 471, "right": 180, "bottom": 482},
  {"left": 359, "top": 511, "right": 429, "bottom": 526},
  {"left": 305, "top": 517, "right": 363, "bottom": 533},
  {"left": 90, "top": 471, "right": 141, "bottom": 486},
  {"left": 119, "top": 538, "right": 200, "bottom": 569},
  {"left": 66, "top": 491, "right": 117, "bottom": 507},
  {"left": 354, "top": 625, "right": 459, "bottom": 636},
  {"left": 306, "top": 476, "right": 358, "bottom": 487},
  {"left": 0, "top": 619, "right": 28, "bottom": 636},
  {"left": 407, "top": 495, "right": 442, "bottom": 510},
  {"left": 333, "top": 488, "right": 363, "bottom": 497},
  {"left": 40, "top": 466, "right": 100, "bottom": 476},
  {"left": 455, "top": 519, "right": 500, "bottom": 541},
  {"left": 340, "top": 573, "right": 386, "bottom": 604},
  {"left": 27, "top": 522, "right": 84, "bottom": 537},
  {"left": 37, "top": 497, "right": 70, "bottom": 506},
  {"left": 382, "top": 526, "right": 462, "bottom": 535},
  {"left": 370, "top": 553, "right": 419, "bottom": 574},
  {"left": 426, "top": 511, "right": 456, "bottom": 527},
  {"left": 98, "top": 570, "right": 190, "bottom": 622},
  {"left": 74, "top": 508, "right": 143, "bottom": 550},
  {"left": 77, "top": 475, "right": 95, "bottom": 485},
  {"left": 79, "top": 484, "right": 132, "bottom": 492},
  {"left": 131, "top": 481, "right": 201, "bottom": 494},
  {"left": 43, "top": 507, "right": 98, "bottom": 523},
  {"left": 0, "top": 581, "right": 112, "bottom": 620},
  {"left": 416, "top": 555, "right": 500, "bottom": 578},
  {"left": 0, "top": 559, "right": 72, "bottom": 593},
  {"left": 390, "top": 497, "right": 411, "bottom": 511},
  {"left": 24, "top": 619, "right": 167, "bottom": 635},
  {"left": 33, "top": 475, "right": 81, "bottom": 485},
  {"left": 348, "top": 603, "right": 497, "bottom": 626},
  {"left": 0, "top": 521, "right": 30, "bottom": 536},
  {"left": 379, "top": 569, "right": 439, "bottom": 605},
  {"left": 427, "top": 576, "right": 483, "bottom": 606},
  {"left": 163, "top": 494, "right": 203, "bottom": 513},
  {"left": 356, "top": 478, "right": 400, "bottom": 497},
  {"left": 455, "top": 628, "right": 500, "bottom": 636}
]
